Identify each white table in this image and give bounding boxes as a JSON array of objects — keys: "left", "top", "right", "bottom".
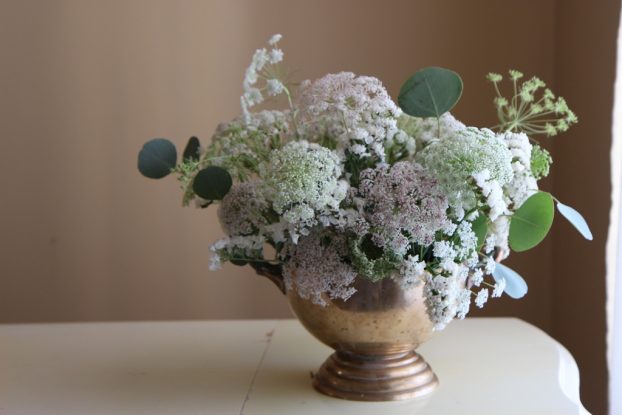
[{"left": 0, "top": 318, "right": 588, "bottom": 414}]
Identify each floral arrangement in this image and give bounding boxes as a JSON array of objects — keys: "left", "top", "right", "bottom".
[{"left": 137, "top": 35, "right": 591, "bottom": 330}]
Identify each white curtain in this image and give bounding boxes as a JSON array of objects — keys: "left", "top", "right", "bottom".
[{"left": 607, "top": 7, "right": 622, "bottom": 414}]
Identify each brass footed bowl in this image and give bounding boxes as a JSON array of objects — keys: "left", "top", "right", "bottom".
[{"left": 287, "top": 277, "right": 438, "bottom": 401}]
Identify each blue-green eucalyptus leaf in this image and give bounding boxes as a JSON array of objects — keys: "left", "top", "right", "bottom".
[
  {"left": 183, "top": 136, "right": 201, "bottom": 162},
  {"left": 556, "top": 202, "right": 593, "bottom": 240},
  {"left": 398, "top": 67, "right": 463, "bottom": 118},
  {"left": 192, "top": 166, "right": 233, "bottom": 200},
  {"left": 492, "top": 262, "right": 528, "bottom": 299},
  {"left": 137, "top": 138, "right": 177, "bottom": 179}
]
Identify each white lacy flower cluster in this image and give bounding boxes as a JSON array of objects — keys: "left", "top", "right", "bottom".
[
  {"left": 283, "top": 230, "right": 357, "bottom": 306},
  {"left": 417, "top": 127, "right": 514, "bottom": 220},
  {"left": 205, "top": 110, "right": 290, "bottom": 180},
  {"left": 204, "top": 35, "right": 548, "bottom": 331},
  {"left": 217, "top": 181, "right": 268, "bottom": 236},
  {"left": 296, "top": 72, "right": 414, "bottom": 161},
  {"left": 209, "top": 235, "right": 265, "bottom": 271},
  {"left": 241, "top": 34, "right": 286, "bottom": 123},
  {"left": 398, "top": 112, "right": 466, "bottom": 149},
  {"left": 357, "top": 162, "right": 450, "bottom": 255},
  {"left": 259, "top": 140, "right": 348, "bottom": 243}
]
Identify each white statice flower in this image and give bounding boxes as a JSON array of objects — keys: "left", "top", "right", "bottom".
[
  {"left": 296, "top": 72, "right": 404, "bottom": 161},
  {"left": 357, "top": 162, "right": 450, "bottom": 256},
  {"left": 475, "top": 288, "right": 489, "bottom": 308},
  {"left": 492, "top": 278, "right": 506, "bottom": 298},
  {"left": 208, "top": 235, "right": 265, "bottom": 271},
  {"left": 416, "top": 127, "right": 514, "bottom": 220},
  {"left": 397, "top": 112, "right": 466, "bottom": 149},
  {"left": 205, "top": 110, "right": 290, "bottom": 181},
  {"left": 217, "top": 181, "right": 269, "bottom": 236},
  {"left": 283, "top": 229, "right": 357, "bottom": 306},
  {"left": 260, "top": 141, "right": 348, "bottom": 243},
  {"left": 397, "top": 255, "right": 427, "bottom": 288},
  {"left": 502, "top": 131, "right": 538, "bottom": 207}
]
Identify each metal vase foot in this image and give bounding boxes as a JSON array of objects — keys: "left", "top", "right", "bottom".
[{"left": 313, "top": 349, "right": 438, "bottom": 401}]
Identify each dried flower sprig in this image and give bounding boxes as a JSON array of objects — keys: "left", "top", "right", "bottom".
[{"left": 487, "top": 70, "right": 578, "bottom": 136}]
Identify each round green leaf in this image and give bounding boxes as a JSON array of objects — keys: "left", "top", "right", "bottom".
[
  {"left": 192, "top": 166, "right": 233, "bottom": 200},
  {"left": 470, "top": 214, "right": 488, "bottom": 249},
  {"left": 183, "top": 136, "right": 201, "bottom": 162},
  {"left": 509, "top": 191, "right": 554, "bottom": 252},
  {"left": 137, "top": 138, "right": 177, "bottom": 179},
  {"left": 398, "top": 67, "right": 463, "bottom": 118}
]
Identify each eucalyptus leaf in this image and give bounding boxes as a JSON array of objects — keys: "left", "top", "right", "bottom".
[
  {"left": 398, "top": 67, "right": 463, "bottom": 118},
  {"left": 492, "top": 262, "right": 528, "bottom": 299},
  {"left": 137, "top": 138, "right": 177, "bottom": 179},
  {"left": 470, "top": 214, "right": 488, "bottom": 249},
  {"left": 183, "top": 136, "right": 201, "bottom": 162},
  {"left": 509, "top": 191, "right": 554, "bottom": 252},
  {"left": 556, "top": 202, "right": 593, "bottom": 240},
  {"left": 192, "top": 166, "right": 233, "bottom": 200}
]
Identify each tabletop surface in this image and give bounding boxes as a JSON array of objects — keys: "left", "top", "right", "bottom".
[{"left": 0, "top": 318, "right": 588, "bottom": 415}]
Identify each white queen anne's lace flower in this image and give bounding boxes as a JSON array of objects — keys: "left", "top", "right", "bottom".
[
  {"left": 475, "top": 288, "right": 489, "bottom": 308},
  {"left": 424, "top": 269, "right": 471, "bottom": 330},
  {"left": 268, "top": 34, "right": 282, "bottom": 45},
  {"left": 296, "top": 72, "right": 404, "bottom": 161},
  {"left": 397, "top": 254, "right": 427, "bottom": 288},
  {"left": 283, "top": 229, "right": 357, "bottom": 306},
  {"left": 417, "top": 127, "right": 514, "bottom": 219},
  {"left": 260, "top": 141, "right": 348, "bottom": 242},
  {"left": 398, "top": 112, "right": 466, "bottom": 149},
  {"left": 205, "top": 110, "right": 290, "bottom": 181},
  {"left": 492, "top": 278, "right": 506, "bottom": 298},
  {"left": 241, "top": 35, "right": 288, "bottom": 122},
  {"left": 502, "top": 131, "right": 538, "bottom": 207},
  {"left": 266, "top": 79, "right": 284, "bottom": 96},
  {"left": 209, "top": 235, "right": 265, "bottom": 270},
  {"left": 218, "top": 181, "right": 269, "bottom": 236},
  {"left": 357, "top": 162, "right": 450, "bottom": 256}
]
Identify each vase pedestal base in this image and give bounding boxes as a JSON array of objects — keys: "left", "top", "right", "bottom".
[{"left": 312, "top": 350, "right": 438, "bottom": 401}]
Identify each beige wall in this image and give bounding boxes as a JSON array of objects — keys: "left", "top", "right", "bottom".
[
  {"left": 0, "top": 0, "right": 616, "bottom": 413},
  {"left": 551, "top": 2, "right": 619, "bottom": 414}
]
